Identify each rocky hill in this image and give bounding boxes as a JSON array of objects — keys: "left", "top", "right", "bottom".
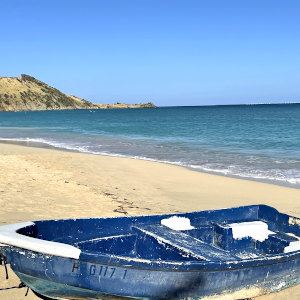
[{"left": 0, "top": 74, "right": 156, "bottom": 111}]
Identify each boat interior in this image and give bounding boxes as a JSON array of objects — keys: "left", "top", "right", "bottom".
[
  {"left": 18, "top": 205, "right": 300, "bottom": 262},
  {"left": 74, "top": 223, "right": 300, "bottom": 262}
]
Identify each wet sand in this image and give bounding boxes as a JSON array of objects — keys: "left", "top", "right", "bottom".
[{"left": 0, "top": 143, "right": 299, "bottom": 299}]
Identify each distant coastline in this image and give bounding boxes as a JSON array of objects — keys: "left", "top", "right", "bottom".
[{"left": 0, "top": 74, "right": 156, "bottom": 112}]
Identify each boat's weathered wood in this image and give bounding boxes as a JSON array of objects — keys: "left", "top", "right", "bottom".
[{"left": 133, "top": 224, "right": 239, "bottom": 261}]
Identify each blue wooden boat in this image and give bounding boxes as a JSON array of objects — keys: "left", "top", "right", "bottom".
[{"left": 1, "top": 205, "right": 300, "bottom": 299}]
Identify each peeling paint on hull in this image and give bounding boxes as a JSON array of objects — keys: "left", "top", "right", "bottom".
[
  {"left": 2, "top": 246, "right": 300, "bottom": 299},
  {"left": 13, "top": 266, "right": 300, "bottom": 300}
]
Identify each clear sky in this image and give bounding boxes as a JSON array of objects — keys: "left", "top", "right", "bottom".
[{"left": 1, "top": 0, "right": 299, "bottom": 106}]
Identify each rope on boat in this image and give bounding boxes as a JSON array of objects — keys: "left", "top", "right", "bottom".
[
  {"left": 0, "top": 253, "right": 29, "bottom": 296},
  {"left": 25, "top": 286, "right": 29, "bottom": 296},
  {"left": 0, "top": 281, "right": 28, "bottom": 292},
  {"left": 0, "top": 253, "right": 8, "bottom": 279},
  {"left": 19, "top": 282, "right": 29, "bottom": 296}
]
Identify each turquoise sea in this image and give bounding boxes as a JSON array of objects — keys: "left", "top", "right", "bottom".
[{"left": 0, "top": 104, "right": 299, "bottom": 188}]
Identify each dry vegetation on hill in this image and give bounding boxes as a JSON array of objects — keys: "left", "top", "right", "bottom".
[{"left": 0, "top": 74, "right": 155, "bottom": 111}]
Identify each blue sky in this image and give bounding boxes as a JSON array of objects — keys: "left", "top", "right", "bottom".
[{"left": 1, "top": 0, "right": 299, "bottom": 106}]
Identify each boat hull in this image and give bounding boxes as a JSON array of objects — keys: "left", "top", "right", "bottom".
[
  {"left": 1, "top": 205, "right": 300, "bottom": 299},
  {"left": 3, "top": 247, "right": 300, "bottom": 299}
]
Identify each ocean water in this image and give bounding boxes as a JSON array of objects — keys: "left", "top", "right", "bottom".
[{"left": 0, "top": 104, "right": 299, "bottom": 188}]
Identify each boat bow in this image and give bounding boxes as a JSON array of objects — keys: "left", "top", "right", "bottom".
[{"left": 0, "top": 222, "right": 80, "bottom": 259}]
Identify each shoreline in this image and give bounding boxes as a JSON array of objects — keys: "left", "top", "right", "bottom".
[
  {"left": 0, "top": 141, "right": 299, "bottom": 218},
  {"left": 0, "top": 139, "right": 298, "bottom": 190},
  {"left": 0, "top": 142, "right": 300, "bottom": 299}
]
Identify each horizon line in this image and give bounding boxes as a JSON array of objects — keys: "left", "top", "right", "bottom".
[{"left": 155, "top": 102, "right": 300, "bottom": 108}]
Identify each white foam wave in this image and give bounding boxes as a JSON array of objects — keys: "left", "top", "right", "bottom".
[
  {"left": 188, "top": 164, "right": 300, "bottom": 185},
  {"left": 1, "top": 137, "right": 299, "bottom": 187}
]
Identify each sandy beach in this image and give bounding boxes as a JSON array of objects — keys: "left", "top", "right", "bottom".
[{"left": 0, "top": 142, "right": 299, "bottom": 299}]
